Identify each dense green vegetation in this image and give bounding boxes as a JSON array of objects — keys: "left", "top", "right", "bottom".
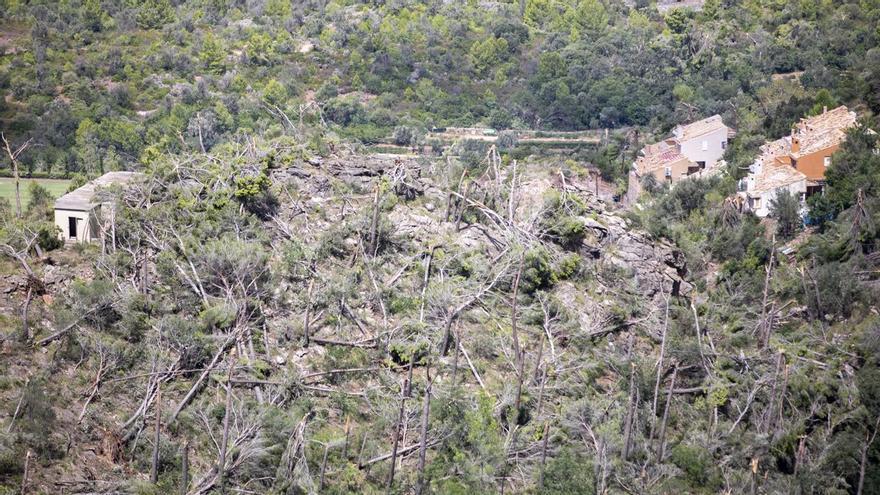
[
  {"left": 2, "top": 0, "right": 880, "bottom": 182},
  {"left": 1, "top": 1, "right": 880, "bottom": 494}
]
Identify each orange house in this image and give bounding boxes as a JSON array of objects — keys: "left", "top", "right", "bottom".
[{"left": 787, "top": 106, "right": 857, "bottom": 193}]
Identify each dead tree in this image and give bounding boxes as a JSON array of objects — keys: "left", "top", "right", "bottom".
[
  {"left": 657, "top": 362, "right": 678, "bottom": 460},
  {"left": 416, "top": 365, "right": 433, "bottom": 495},
  {"left": 319, "top": 444, "right": 330, "bottom": 491},
  {"left": 649, "top": 295, "right": 670, "bottom": 442},
  {"left": 758, "top": 237, "right": 776, "bottom": 348},
  {"left": 0, "top": 224, "right": 41, "bottom": 341},
  {"left": 622, "top": 358, "right": 638, "bottom": 460},
  {"left": 1, "top": 133, "right": 32, "bottom": 218},
  {"left": 439, "top": 250, "right": 511, "bottom": 355},
  {"left": 303, "top": 276, "right": 315, "bottom": 347},
  {"left": 171, "top": 332, "right": 239, "bottom": 421},
  {"left": 21, "top": 450, "right": 31, "bottom": 495},
  {"left": 387, "top": 361, "right": 413, "bottom": 492},
  {"left": 857, "top": 416, "right": 880, "bottom": 495},
  {"left": 151, "top": 385, "right": 162, "bottom": 484},
  {"left": 180, "top": 440, "right": 189, "bottom": 495},
  {"left": 368, "top": 184, "right": 382, "bottom": 257},
  {"left": 511, "top": 257, "right": 525, "bottom": 419},
  {"left": 218, "top": 356, "right": 236, "bottom": 490},
  {"left": 538, "top": 422, "right": 550, "bottom": 489}
]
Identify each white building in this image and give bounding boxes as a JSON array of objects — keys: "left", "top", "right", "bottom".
[
  {"left": 672, "top": 115, "right": 729, "bottom": 171},
  {"left": 740, "top": 160, "right": 806, "bottom": 218},
  {"left": 54, "top": 171, "right": 142, "bottom": 243},
  {"left": 626, "top": 115, "right": 730, "bottom": 204}
]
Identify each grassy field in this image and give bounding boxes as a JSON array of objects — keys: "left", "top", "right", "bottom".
[{"left": 0, "top": 178, "right": 71, "bottom": 208}]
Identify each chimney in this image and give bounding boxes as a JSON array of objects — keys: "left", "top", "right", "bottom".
[
  {"left": 790, "top": 128, "right": 800, "bottom": 154},
  {"left": 823, "top": 105, "right": 828, "bottom": 114}
]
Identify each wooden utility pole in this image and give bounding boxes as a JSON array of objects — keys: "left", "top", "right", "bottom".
[{"left": 1, "top": 133, "right": 32, "bottom": 218}]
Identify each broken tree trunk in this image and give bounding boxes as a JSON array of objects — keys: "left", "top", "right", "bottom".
[
  {"left": 218, "top": 356, "right": 236, "bottom": 490},
  {"left": 538, "top": 422, "right": 550, "bottom": 489},
  {"left": 180, "top": 440, "right": 189, "bottom": 495},
  {"left": 511, "top": 257, "right": 525, "bottom": 420},
  {"left": 20, "top": 450, "right": 31, "bottom": 495},
  {"left": 758, "top": 237, "right": 776, "bottom": 348},
  {"left": 857, "top": 416, "right": 880, "bottom": 495},
  {"left": 416, "top": 365, "right": 432, "bottom": 495},
  {"left": 171, "top": 332, "right": 237, "bottom": 421},
  {"left": 2, "top": 133, "right": 31, "bottom": 218},
  {"left": 387, "top": 362, "right": 411, "bottom": 493},
  {"left": 622, "top": 362, "right": 637, "bottom": 461},
  {"left": 303, "top": 276, "right": 314, "bottom": 347},
  {"left": 319, "top": 444, "right": 330, "bottom": 491},
  {"left": 150, "top": 385, "right": 162, "bottom": 484},
  {"left": 650, "top": 295, "right": 670, "bottom": 442},
  {"left": 657, "top": 363, "right": 678, "bottom": 461},
  {"left": 369, "top": 185, "right": 381, "bottom": 257}
]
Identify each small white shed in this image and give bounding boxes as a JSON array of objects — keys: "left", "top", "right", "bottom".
[{"left": 54, "top": 171, "right": 142, "bottom": 243}]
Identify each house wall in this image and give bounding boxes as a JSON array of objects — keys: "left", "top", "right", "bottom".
[
  {"left": 678, "top": 127, "right": 728, "bottom": 170},
  {"left": 749, "top": 179, "right": 807, "bottom": 218},
  {"left": 644, "top": 155, "right": 693, "bottom": 183},
  {"left": 793, "top": 143, "right": 838, "bottom": 181},
  {"left": 54, "top": 208, "right": 98, "bottom": 243}
]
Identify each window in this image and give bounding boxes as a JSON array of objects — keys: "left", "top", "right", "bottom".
[
  {"left": 702, "top": 140, "right": 708, "bottom": 151},
  {"left": 721, "top": 141, "right": 727, "bottom": 150},
  {"left": 664, "top": 167, "right": 672, "bottom": 177},
  {"left": 68, "top": 217, "right": 77, "bottom": 238},
  {"left": 823, "top": 156, "right": 831, "bottom": 167},
  {"left": 752, "top": 197, "right": 762, "bottom": 210}
]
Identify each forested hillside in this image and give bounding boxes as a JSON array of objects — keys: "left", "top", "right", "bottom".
[
  {"left": 2, "top": 0, "right": 880, "bottom": 180},
  {"left": 2, "top": 1, "right": 880, "bottom": 494}
]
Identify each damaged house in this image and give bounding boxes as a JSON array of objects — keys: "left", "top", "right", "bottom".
[{"left": 739, "top": 106, "right": 858, "bottom": 217}]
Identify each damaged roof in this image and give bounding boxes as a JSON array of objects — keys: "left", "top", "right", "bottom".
[
  {"left": 55, "top": 171, "right": 143, "bottom": 211},
  {"left": 790, "top": 106, "right": 858, "bottom": 159},
  {"left": 634, "top": 140, "right": 690, "bottom": 175},
  {"left": 748, "top": 164, "right": 806, "bottom": 196},
  {"left": 673, "top": 114, "right": 726, "bottom": 142}
]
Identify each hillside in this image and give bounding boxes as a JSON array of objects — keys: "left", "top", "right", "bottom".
[
  {"left": 1, "top": 1, "right": 880, "bottom": 494},
  {"left": 1, "top": 131, "right": 879, "bottom": 493}
]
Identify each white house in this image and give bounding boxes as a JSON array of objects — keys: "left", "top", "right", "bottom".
[
  {"left": 626, "top": 115, "right": 730, "bottom": 203},
  {"left": 740, "top": 158, "right": 807, "bottom": 218},
  {"left": 54, "top": 171, "right": 142, "bottom": 243},
  {"left": 672, "top": 115, "right": 729, "bottom": 172}
]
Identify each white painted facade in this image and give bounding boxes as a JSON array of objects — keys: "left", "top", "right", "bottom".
[
  {"left": 53, "top": 171, "right": 141, "bottom": 243},
  {"left": 54, "top": 207, "right": 100, "bottom": 243},
  {"left": 740, "top": 161, "right": 807, "bottom": 218},
  {"left": 673, "top": 125, "right": 728, "bottom": 170}
]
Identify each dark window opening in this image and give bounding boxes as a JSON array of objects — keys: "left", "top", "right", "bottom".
[{"left": 68, "top": 217, "right": 77, "bottom": 238}]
